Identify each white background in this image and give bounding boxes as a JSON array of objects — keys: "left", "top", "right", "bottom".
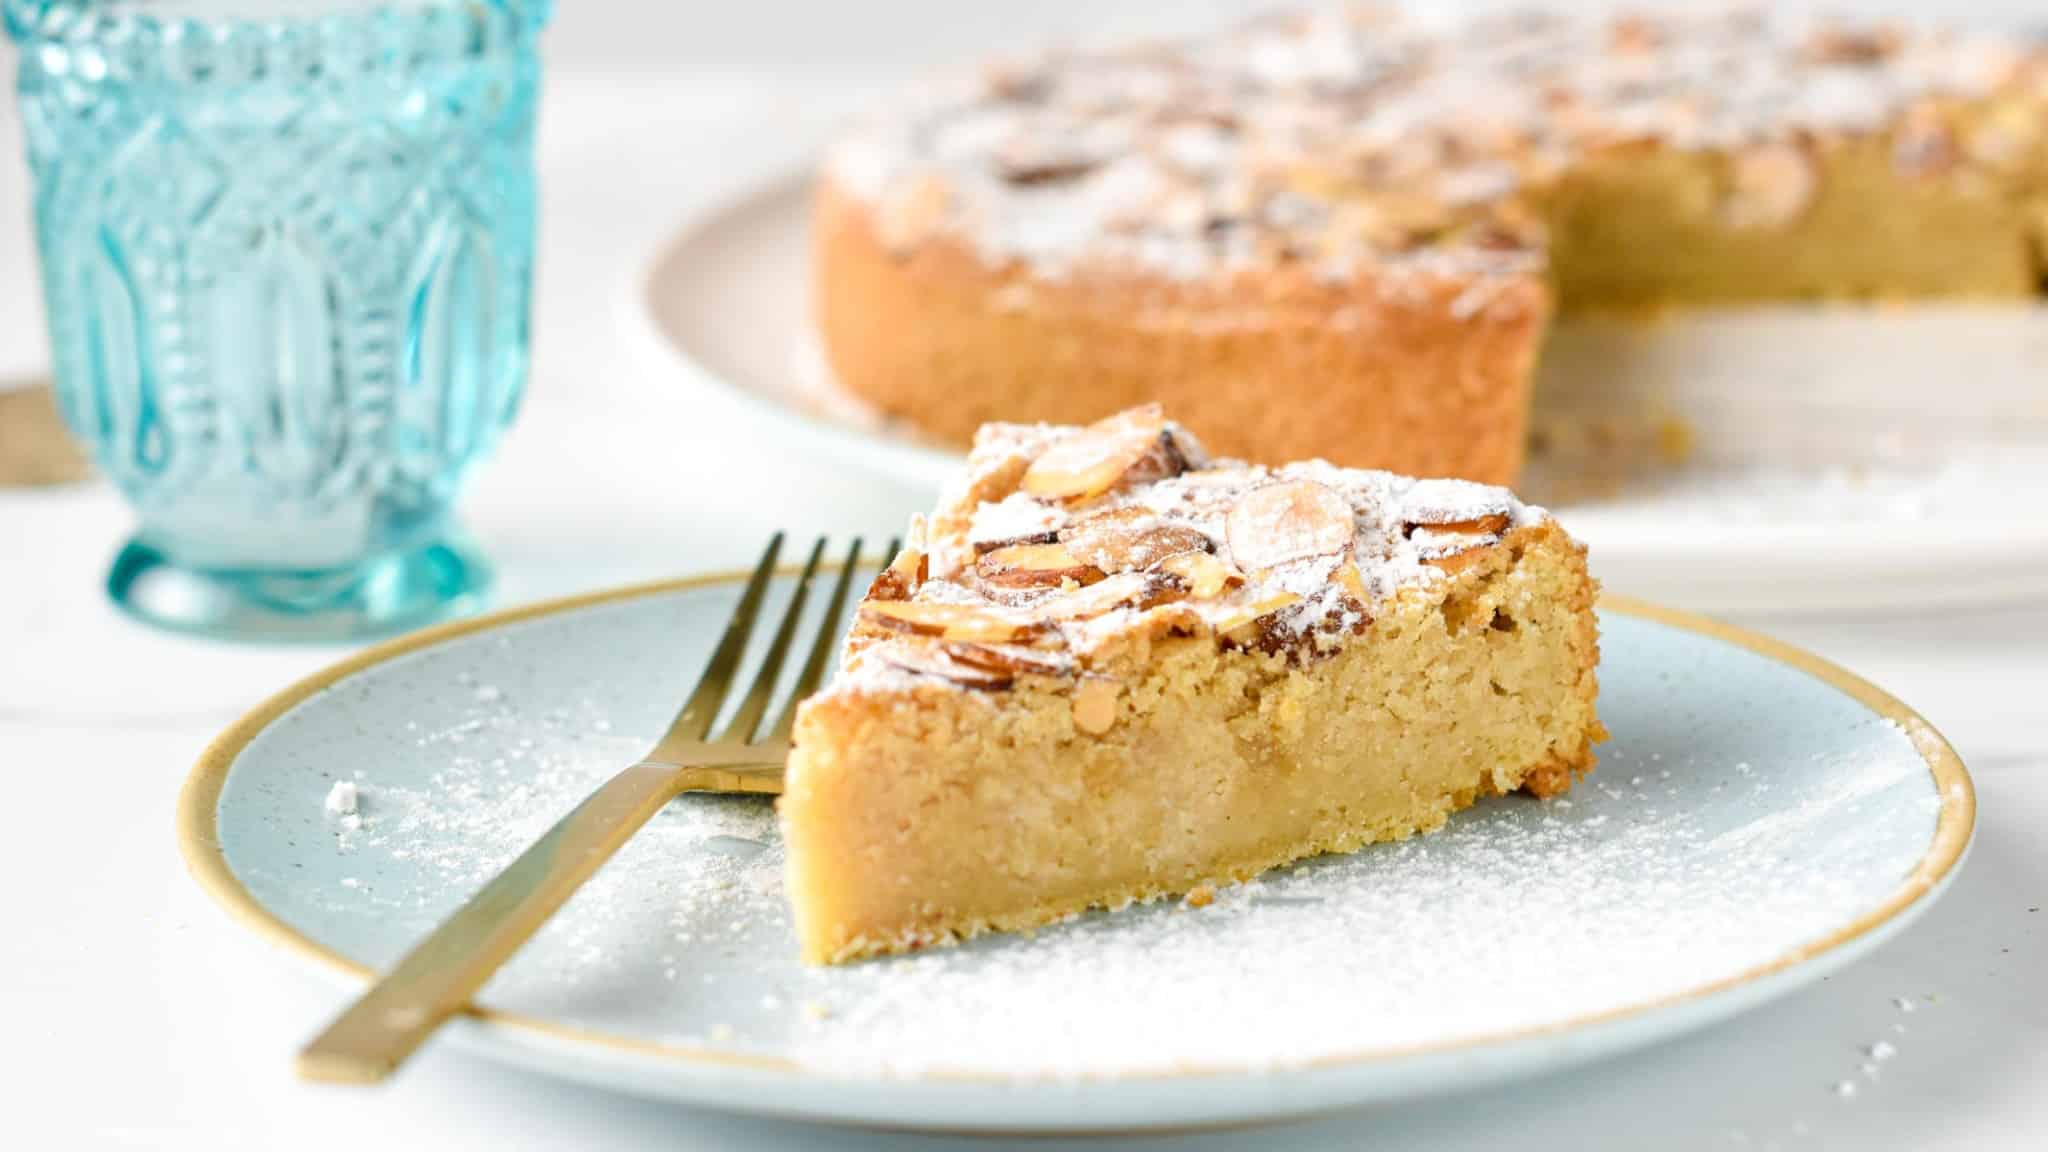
[{"left": 0, "top": 3, "right": 2043, "bottom": 1149}]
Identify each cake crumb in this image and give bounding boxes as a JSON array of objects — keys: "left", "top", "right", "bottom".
[
  {"left": 323, "top": 780, "right": 359, "bottom": 817},
  {"left": 801, "top": 1000, "right": 833, "bottom": 1022},
  {"left": 1185, "top": 885, "right": 1216, "bottom": 909}
]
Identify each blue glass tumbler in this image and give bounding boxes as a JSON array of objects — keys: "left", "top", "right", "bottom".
[{"left": 4, "top": 0, "right": 549, "bottom": 640}]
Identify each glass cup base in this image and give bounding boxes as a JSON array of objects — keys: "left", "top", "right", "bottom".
[{"left": 106, "top": 536, "right": 493, "bottom": 644}]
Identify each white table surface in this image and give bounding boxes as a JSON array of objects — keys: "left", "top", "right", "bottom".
[{"left": 1, "top": 4, "right": 2043, "bottom": 1149}]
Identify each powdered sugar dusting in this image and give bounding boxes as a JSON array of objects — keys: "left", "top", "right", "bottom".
[
  {"left": 830, "top": 411, "right": 1546, "bottom": 696},
  {"left": 967, "top": 493, "right": 1067, "bottom": 552},
  {"left": 219, "top": 584, "right": 1955, "bottom": 1086},
  {"left": 831, "top": 6, "right": 2030, "bottom": 284},
  {"left": 323, "top": 780, "right": 358, "bottom": 818}
]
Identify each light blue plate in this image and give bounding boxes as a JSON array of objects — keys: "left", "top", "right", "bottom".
[{"left": 179, "top": 574, "right": 1974, "bottom": 1133}]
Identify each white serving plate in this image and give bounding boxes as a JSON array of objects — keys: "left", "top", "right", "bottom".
[
  {"left": 181, "top": 570, "right": 1972, "bottom": 1133},
  {"left": 634, "top": 175, "right": 2048, "bottom": 615}
]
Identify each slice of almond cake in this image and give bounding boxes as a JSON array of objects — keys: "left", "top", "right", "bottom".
[{"left": 782, "top": 405, "right": 1603, "bottom": 964}]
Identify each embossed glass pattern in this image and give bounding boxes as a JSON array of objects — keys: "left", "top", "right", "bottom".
[{"left": 5, "top": 0, "right": 549, "bottom": 638}]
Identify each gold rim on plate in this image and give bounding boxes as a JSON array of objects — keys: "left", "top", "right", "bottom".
[{"left": 175, "top": 575, "right": 1976, "bottom": 1083}]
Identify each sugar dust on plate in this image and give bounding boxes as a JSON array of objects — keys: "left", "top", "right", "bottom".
[{"left": 324, "top": 780, "right": 359, "bottom": 817}]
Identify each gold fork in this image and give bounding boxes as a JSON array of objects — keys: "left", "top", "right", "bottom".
[{"left": 296, "top": 533, "right": 880, "bottom": 1083}]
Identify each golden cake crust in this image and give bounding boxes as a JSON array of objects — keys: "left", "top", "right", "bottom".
[{"left": 814, "top": 180, "right": 1547, "bottom": 483}]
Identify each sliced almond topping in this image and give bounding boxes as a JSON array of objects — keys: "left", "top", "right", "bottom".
[
  {"left": 1423, "top": 547, "right": 1491, "bottom": 573},
  {"left": 1158, "top": 551, "right": 1243, "bottom": 600},
  {"left": 967, "top": 493, "right": 1066, "bottom": 555},
  {"left": 944, "top": 641, "right": 1073, "bottom": 678},
  {"left": 1401, "top": 481, "right": 1514, "bottom": 529},
  {"left": 975, "top": 541, "right": 1106, "bottom": 590},
  {"left": 996, "top": 149, "right": 1098, "bottom": 187},
  {"left": 1021, "top": 405, "right": 1169, "bottom": 501},
  {"left": 1121, "top": 428, "right": 1197, "bottom": 488},
  {"left": 1403, "top": 512, "right": 1512, "bottom": 539},
  {"left": 970, "top": 528, "right": 1059, "bottom": 556},
  {"left": 867, "top": 546, "right": 929, "bottom": 602},
  {"left": 1417, "top": 531, "right": 1502, "bottom": 568},
  {"left": 860, "top": 600, "right": 1042, "bottom": 644},
  {"left": 878, "top": 646, "right": 1013, "bottom": 690},
  {"left": 1225, "top": 481, "right": 1357, "bottom": 572},
  {"left": 1335, "top": 559, "right": 1370, "bottom": 604},
  {"left": 1070, "top": 677, "right": 1122, "bottom": 735},
  {"left": 1209, "top": 590, "right": 1302, "bottom": 637},
  {"left": 1034, "top": 570, "right": 1177, "bottom": 621},
  {"left": 1408, "top": 504, "right": 1510, "bottom": 563},
  {"left": 1143, "top": 601, "right": 1209, "bottom": 639},
  {"left": 1204, "top": 586, "right": 1302, "bottom": 639},
  {"left": 1060, "top": 507, "right": 1212, "bottom": 573}
]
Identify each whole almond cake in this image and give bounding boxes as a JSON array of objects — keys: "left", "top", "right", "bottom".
[
  {"left": 782, "top": 406, "right": 1603, "bottom": 964},
  {"left": 816, "top": 7, "right": 2048, "bottom": 482}
]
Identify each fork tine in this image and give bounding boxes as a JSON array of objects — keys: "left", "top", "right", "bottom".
[
  {"left": 664, "top": 534, "right": 783, "bottom": 743},
  {"left": 716, "top": 537, "right": 826, "bottom": 744},
  {"left": 765, "top": 536, "right": 866, "bottom": 742}
]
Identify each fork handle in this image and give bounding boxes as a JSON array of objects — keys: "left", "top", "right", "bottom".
[{"left": 298, "top": 760, "right": 706, "bottom": 1083}]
